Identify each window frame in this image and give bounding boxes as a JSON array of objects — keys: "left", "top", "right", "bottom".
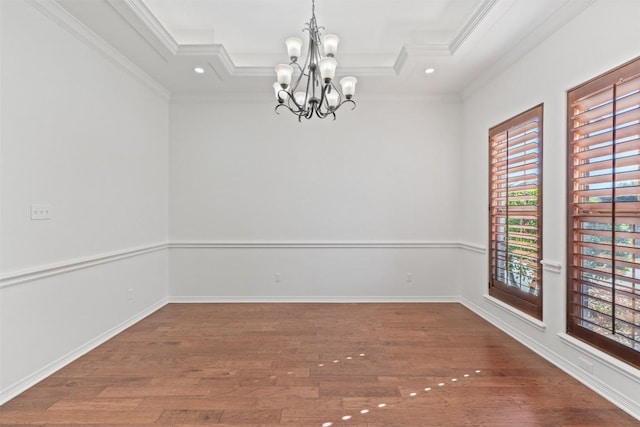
[
  {"left": 566, "top": 56, "right": 640, "bottom": 369},
  {"left": 488, "top": 104, "right": 544, "bottom": 320}
]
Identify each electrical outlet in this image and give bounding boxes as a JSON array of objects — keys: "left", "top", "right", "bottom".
[
  {"left": 275, "top": 273, "right": 281, "bottom": 283},
  {"left": 127, "top": 288, "right": 134, "bottom": 301},
  {"left": 406, "top": 272, "right": 413, "bottom": 283},
  {"left": 30, "top": 204, "right": 52, "bottom": 220}
]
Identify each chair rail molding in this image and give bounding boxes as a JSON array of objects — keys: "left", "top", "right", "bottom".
[
  {"left": 0, "top": 242, "right": 169, "bottom": 289},
  {"left": 169, "top": 240, "right": 463, "bottom": 250},
  {"left": 541, "top": 259, "right": 562, "bottom": 274}
]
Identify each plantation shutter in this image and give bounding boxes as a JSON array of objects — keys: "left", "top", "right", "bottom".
[
  {"left": 489, "top": 104, "right": 543, "bottom": 319},
  {"left": 567, "top": 58, "right": 640, "bottom": 368}
]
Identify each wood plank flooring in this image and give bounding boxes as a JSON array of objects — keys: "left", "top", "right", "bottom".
[{"left": 1, "top": 303, "right": 638, "bottom": 426}]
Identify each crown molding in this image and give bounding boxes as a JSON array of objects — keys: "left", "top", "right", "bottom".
[
  {"left": 112, "top": 1, "right": 486, "bottom": 84},
  {"left": 28, "top": 0, "right": 170, "bottom": 100},
  {"left": 177, "top": 44, "right": 227, "bottom": 57},
  {"left": 449, "top": 0, "right": 498, "bottom": 54},
  {"left": 177, "top": 44, "right": 235, "bottom": 78},
  {"left": 169, "top": 90, "right": 461, "bottom": 104},
  {"left": 403, "top": 43, "right": 452, "bottom": 58},
  {"left": 177, "top": 44, "right": 400, "bottom": 79},
  {"left": 115, "top": 0, "right": 178, "bottom": 54},
  {"left": 393, "top": 46, "right": 409, "bottom": 76},
  {"left": 462, "top": 0, "right": 597, "bottom": 100}
]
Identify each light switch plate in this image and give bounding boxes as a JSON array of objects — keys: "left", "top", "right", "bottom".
[{"left": 30, "top": 204, "right": 52, "bottom": 220}]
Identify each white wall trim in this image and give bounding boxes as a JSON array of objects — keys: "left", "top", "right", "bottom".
[
  {"left": 0, "top": 297, "right": 168, "bottom": 406},
  {"left": 0, "top": 0, "right": 4, "bottom": 393},
  {"left": 168, "top": 296, "right": 461, "bottom": 304},
  {"left": 24, "top": 0, "right": 170, "bottom": 100},
  {"left": 459, "top": 241, "right": 487, "bottom": 254},
  {"left": 0, "top": 242, "right": 169, "bottom": 289},
  {"left": 117, "top": 0, "right": 178, "bottom": 54},
  {"left": 461, "top": 297, "right": 640, "bottom": 421},
  {"left": 541, "top": 259, "right": 563, "bottom": 274},
  {"left": 393, "top": 46, "right": 409, "bottom": 76},
  {"left": 0, "top": 240, "right": 474, "bottom": 289},
  {"left": 557, "top": 333, "right": 640, "bottom": 383},
  {"left": 169, "top": 241, "right": 461, "bottom": 250},
  {"left": 462, "top": 0, "right": 597, "bottom": 100},
  {"left": 449, "top": 0, "right": 498, "bottom": 54},
  {"left": 483, "top": 294, "right": 546, "bottom": 332}
]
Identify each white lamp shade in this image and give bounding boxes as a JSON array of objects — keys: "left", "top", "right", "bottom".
[
  {"left": 319, "top": 57, "right": 337, "bottom": 82},
  {"left": 326, "top": 91, "right": 339, "bottom": 108},
  {"left": 275, "top": 64, "right": 293, "bottom": 86},
  {"left": 273, "top": 82, "right": 289, "bottom": 100},
  {"left": 285, "top": 37, "right": 303, "bottom": 59},
  {"left": 322, "top": 34, "right": 339, "bottom": 57},
  {"left": 340, "top": 76, "right": 357, "bottom": 98},
  {"left": 294, "top": 91, "right": 307, "bottom": 107}
]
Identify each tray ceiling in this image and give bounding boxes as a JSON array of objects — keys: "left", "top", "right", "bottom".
[{"left": 53, "top": 0, "right": 595, "bottom": 98}]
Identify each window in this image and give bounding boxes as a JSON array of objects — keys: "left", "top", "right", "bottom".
[
  {"left": 489, "top": 104, "right": 543, "bottom": 319},
  {"left": 567, "top": 57, "right": 640, "bottom": 368}
]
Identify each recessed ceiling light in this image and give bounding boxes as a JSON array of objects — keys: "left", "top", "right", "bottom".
[
  {"left": 194, "top": 67, "right": 205, "bottom": 74},
  {"left": 425, "top": 67, "right": 435, "bottom": 74}
]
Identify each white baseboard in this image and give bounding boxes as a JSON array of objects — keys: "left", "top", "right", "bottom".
[
  {"left": 0, "top": 298, "right": 168, "bottom": 405},
  {"left": 460, "top": 297, "right": 640, "bottom": 421},
  {"left": 168, "top": 296, "right": 462, "bottom": 303}
]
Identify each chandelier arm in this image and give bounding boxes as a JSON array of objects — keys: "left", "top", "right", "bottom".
[
  {"left": 317, "top": 82, "right": 328, "bottom": 111},
  {"left": 314, "top": 108, "right": 336, "bottom": 120},
  {"left": 290, "top": 54, "right": 308, "bottom": 92},
  {"left": 277, "top": 88, "right": 292, "bottom": 102},
  {"left": 276, "top": 101, "right": 308, "bottom": 121},
  {"left": 280, "top": 88, "right": 306, "bottom": 115},
  {"left": 291, "top": 61, "right": 304, "bottom": 75},
  {"left": 275, "top": 103, "right": 296, "bottom": 115},
  {"left": 330, "top": 80, "right": 343, "bottom": 106},
  {"left": 284, "top": 89, "right": 301, "bottom": 112},
  {"left": 336, "top": 99, "right": 356, "bottom": 111}
]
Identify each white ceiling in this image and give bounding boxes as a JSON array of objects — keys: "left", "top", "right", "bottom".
[{"left": 56, "top": 0, "right": 595, "bottom": 99}]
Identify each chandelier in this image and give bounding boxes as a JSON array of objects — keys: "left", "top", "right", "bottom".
[{"left": 273, "top": 0, "right": 357, "bottom": 121}]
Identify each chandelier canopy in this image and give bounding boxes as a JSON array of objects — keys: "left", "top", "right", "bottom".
[{"left": 273, "top": 0, "right": 357, "bottom": 121}]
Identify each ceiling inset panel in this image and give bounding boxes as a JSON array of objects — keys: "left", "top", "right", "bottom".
[{"left": 142, "top": 0, "right": 482, "bottom": 66}]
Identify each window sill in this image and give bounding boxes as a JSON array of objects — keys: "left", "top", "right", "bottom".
[
  {"left": 557, "top": 333, "right": 640, "bottom": 381},
  {"left": 483, "top": 294, "right": 546, "bottom": 332}
]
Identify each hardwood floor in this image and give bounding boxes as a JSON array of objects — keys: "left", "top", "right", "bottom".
[{"left": 1, "top": 303, "right": 638, "bottom": 426}]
